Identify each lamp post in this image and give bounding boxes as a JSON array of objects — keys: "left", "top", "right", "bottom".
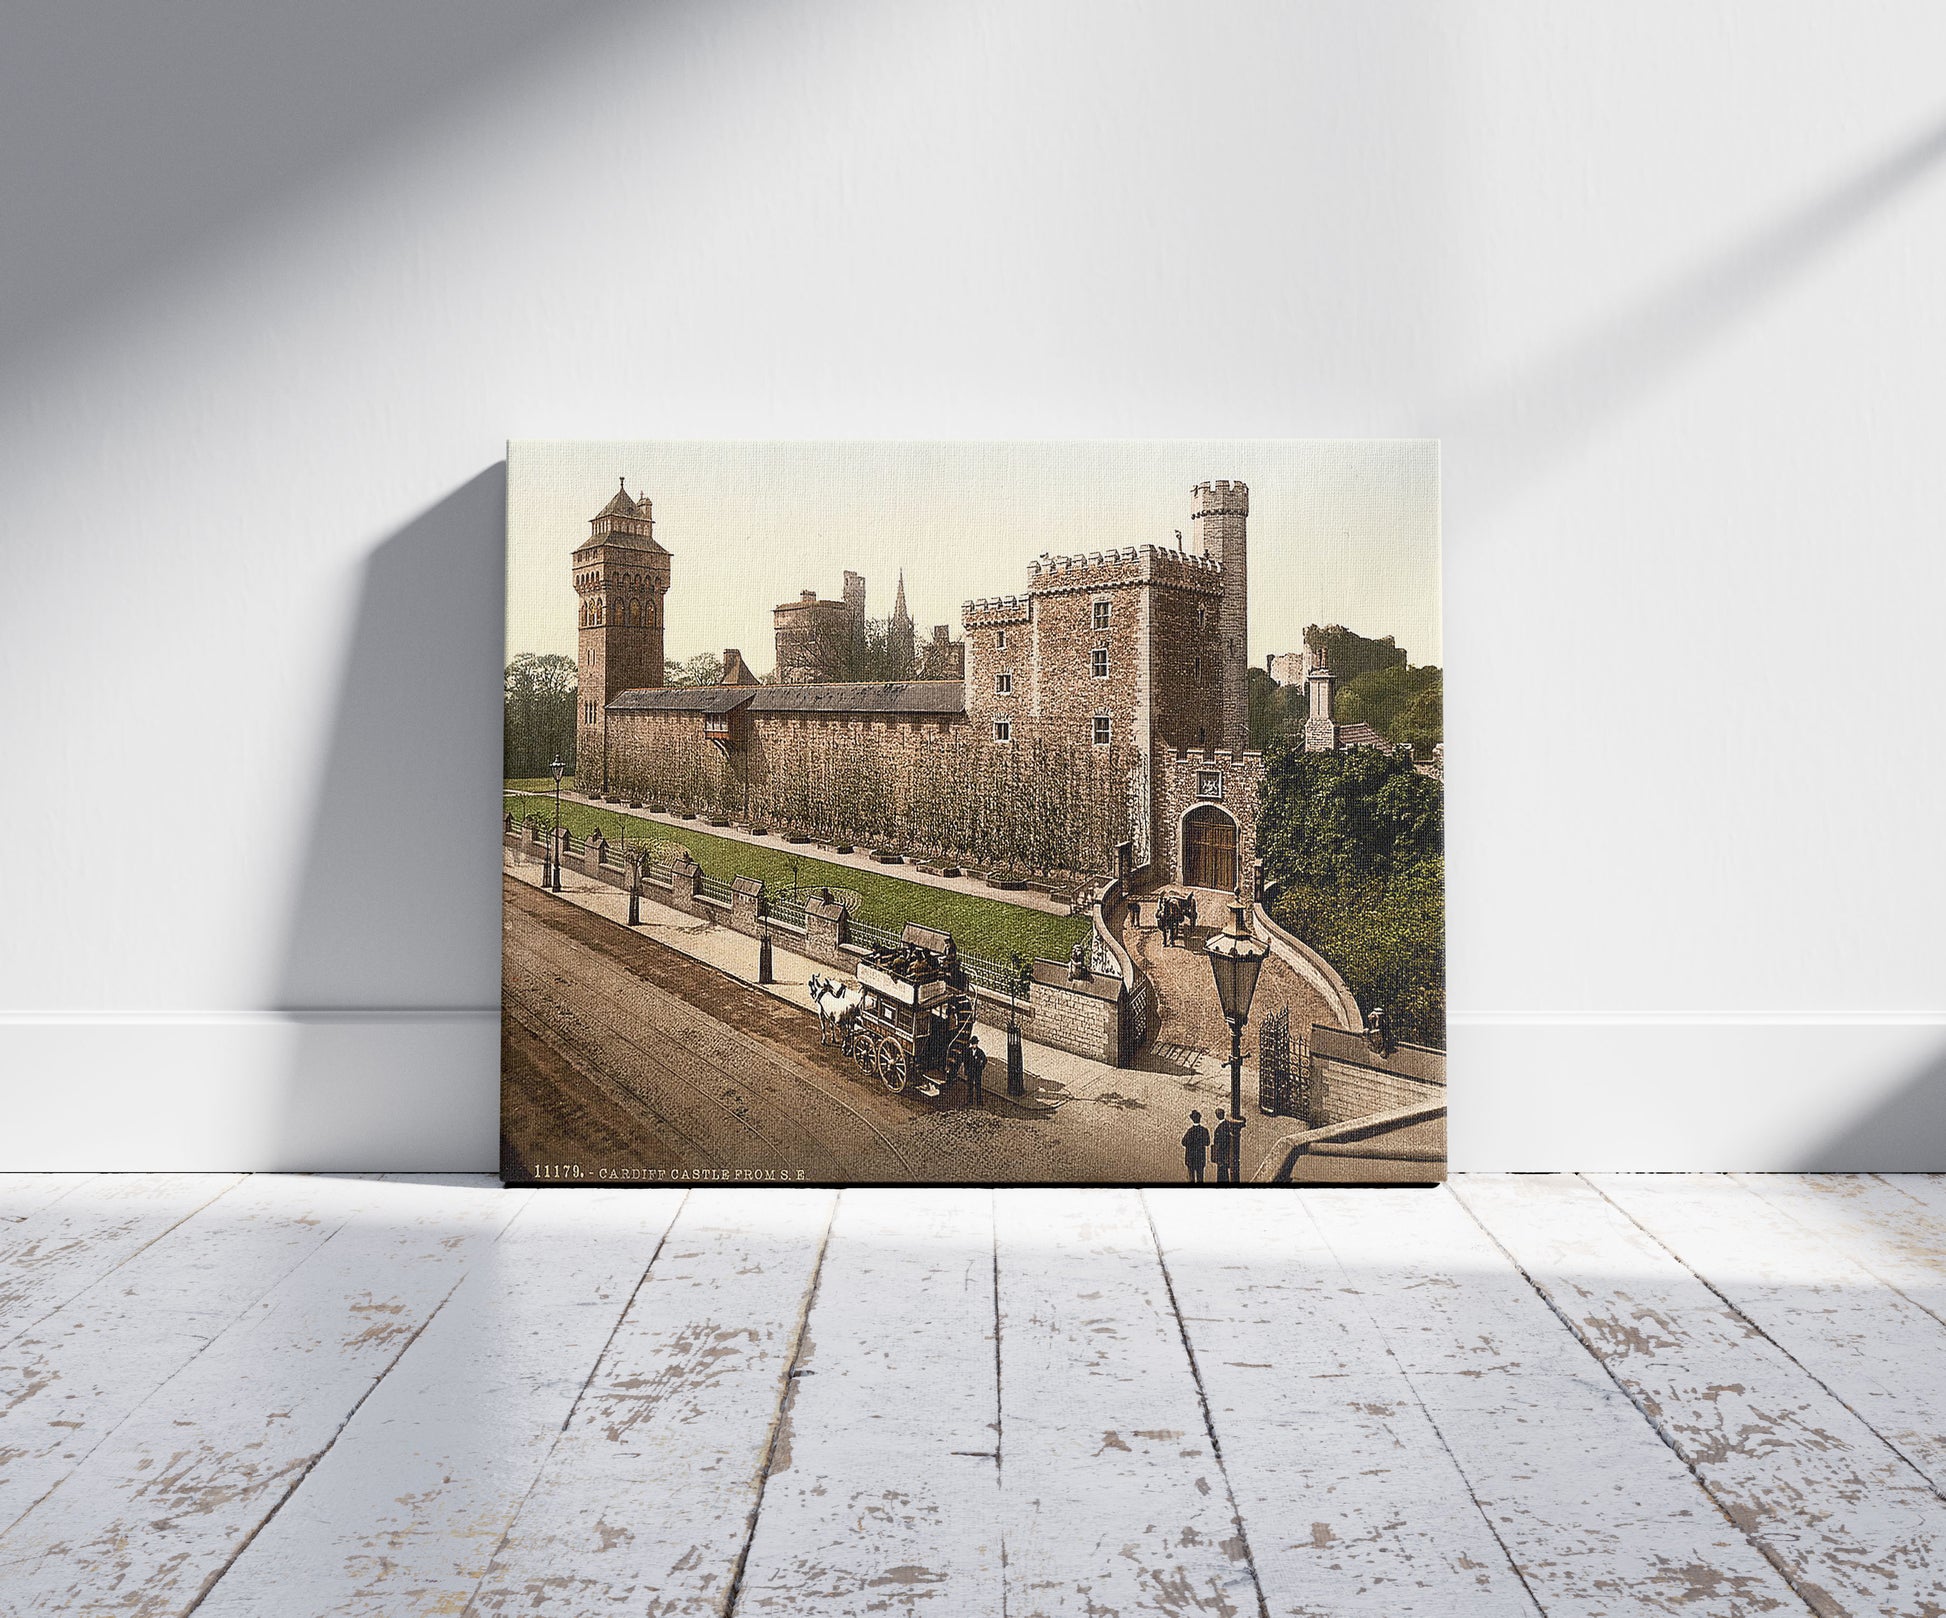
[
  {"left": 550, "top": 757, "right": 566, "bottom": 892},
  {"left": 1005, "top": 952, "right": 1029, "bottom": 1097},
  {"left": 1205, "top": 894, "right": 1269, "bottom": 1123}
]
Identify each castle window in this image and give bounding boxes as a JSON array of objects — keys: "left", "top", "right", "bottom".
[
  {"left": 993, "top": 718, "right": 1011, "bottom": 743},
  {"left": 996, "top": 629, "right": 1007, "bottom": 650},
  {"left": 1196, "top": 606, "right": 1207, "bottom": 630},
  {"left": 1093, "top": 715, "right": 1112, "bottom": 746},
  {"left": 1091, "top": 648, "right": 1108, "bottom": 679},
  {"left": 995, "top": 671, "right": 1012, "bottom": 696},
  {"left": 1092, "top": 599, "right": 1110, "bottom": 630},
  {"left": 1193, "top": 654, "right": 1202, "bottom": 680}
]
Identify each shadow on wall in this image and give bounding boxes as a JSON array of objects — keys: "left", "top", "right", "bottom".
[
  {"left": 1796, "top": 1046, "right": 1946, "bottom": 1173},
  {"left": 1445, "top": 109, "right": 1946, "bottom": 517},
  {"left": 271, "top": 465, "right": 507, "bottom": 1171},
  {"left": 0, "top": 1, "right": 636, "bottom": 379}
]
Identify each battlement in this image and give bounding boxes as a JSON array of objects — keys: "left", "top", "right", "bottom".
[
  {"left": 962, "top": 594, "right": 1032, "bottom": 625},
  {"left": 1032, "top": 546, "right": 1145, "bottom": 578},
  {"left": 1142, "top": 545, "right": 1226, "bottom": 587},
  {"left": 1026, "top": 543, "right": 1225, "bottom": 592},
  {"left": 1168, "top": 746, "right": 1264, "bottom": 767},
  {"left": 1190, "top": 479, "right": 1249, "bottom": 517}
]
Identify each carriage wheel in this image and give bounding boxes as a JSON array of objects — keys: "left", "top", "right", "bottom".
[{"left": 877, "top": 1043, "right": 909, "bottom": 1093}]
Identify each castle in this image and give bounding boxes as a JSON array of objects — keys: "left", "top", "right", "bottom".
[
  {"left": 571, "top": 478, "right": 1265, "bottom": 891},
  {"left": 771, "top": 569, "right": 963, "bottom": 684}
]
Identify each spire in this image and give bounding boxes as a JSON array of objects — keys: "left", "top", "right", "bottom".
[
  {"left": 890, "top": 568, "right": 914, "bottom": 671},
  {"left": 596, "top": 476, "right": 637, "bottom": 519}
]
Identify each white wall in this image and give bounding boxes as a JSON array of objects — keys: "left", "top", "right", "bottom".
[{"left": 5, "top": 0, "right": 1943, "bottom": 1170}]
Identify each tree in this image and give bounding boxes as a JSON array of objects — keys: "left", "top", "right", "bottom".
[
  {"left": 665, "top": 652, "right": 725, "bottom": 686},
  {"left": 1304, "top": 625, "right": 1408, "bottom": 683},
  {"left": 1256, "top": 742, "right": 1445, "bottom": 1046},
  {"left": 1336, "top": 665, "right": 1442, "bottom": 756},
  {"left": 1247, "top": 666, "right": 1307, "bottom": 750},
  {"left": 504, "top": 653, "right": 577, "bottom": 779}
]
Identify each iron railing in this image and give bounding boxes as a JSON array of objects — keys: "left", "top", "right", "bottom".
[{"left": 500, "top": 797, "right": 1064, "bottom": 1002}]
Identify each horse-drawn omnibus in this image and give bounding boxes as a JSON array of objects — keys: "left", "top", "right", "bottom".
[{"left": 809, "top": 924, "right": 979, "bottom": 1098}]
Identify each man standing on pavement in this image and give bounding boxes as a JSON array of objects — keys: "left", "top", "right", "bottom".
[
  {"left": 1181, "top": 1110, "right": 1210, "bottom": 1183},
  {"left": 964, "top": 1034, "right": 987, "bottom": 1106},
  {"left": 1212, "top": 1107, "right": 1243, "bottom": 1185}
]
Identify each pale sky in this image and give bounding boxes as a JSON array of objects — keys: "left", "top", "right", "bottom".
[{"left": 506, "top": 441, "right": 1440, "bottom": 673}]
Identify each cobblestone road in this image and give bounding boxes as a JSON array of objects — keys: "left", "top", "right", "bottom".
[{"left": 502, "top": 876, "right": 1187, "bottom": 1184}]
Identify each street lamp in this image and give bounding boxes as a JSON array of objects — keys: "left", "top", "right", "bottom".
[
  {"left": 550, "top": 756, "right": 566, "bottom": 892},
  {"left": 1005, "top": 951, "right": 1030, "bottom": 1097},
  {"left": 1205, "top": 894, "right": 1269, "bottom": 1122}
]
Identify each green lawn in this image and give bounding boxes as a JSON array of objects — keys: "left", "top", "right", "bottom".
[
  {"left": 505, "top": 776, "right": 576, "bottom": 794},
  {"left": 504, "top": 790, "right": 1091, "bottom": 966}
]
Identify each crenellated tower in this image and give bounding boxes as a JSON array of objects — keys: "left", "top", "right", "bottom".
[
  {"left": 573, "top": 478, "right": 670, "bottom": 791},
  {"left": 1191, "top": 479, "right": 1249, "bottom": 752}
]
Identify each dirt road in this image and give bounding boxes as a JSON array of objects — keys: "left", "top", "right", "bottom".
[{"left": 502, "top": 876, "right": 1155, "bottom": 1184}]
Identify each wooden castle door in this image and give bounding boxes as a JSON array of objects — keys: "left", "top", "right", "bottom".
[{"left": 1181, "top": 806, "right": 1237, "bottom": 892}]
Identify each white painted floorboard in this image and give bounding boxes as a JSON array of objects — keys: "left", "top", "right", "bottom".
[
  {"left": 0, "top": 1174, "right": 404, "bottom": 1536},
  {"left": 731, "top": 1188, "right": 1002, "bottom": 1616},
  {"left": 0, "top": 1174, "right": 1940, "bottom": 1617},
  {"left": 1148, "top": 1189, "right": 1541, "bottom": 1616},
  {"left": 467, "top": 1187, "right": 837, "bottom": 1615},
  {"left": 1458, "top": 1175, "right": 1946, "bottom": 1617},
  {"left": 0, "top": 1174, "right": 244, "bottom": 1349},
  {"left": 0, "top": 1175, "right": 523, "bottom": 1615},
  {"left": 1311, "top": 1187, "right": 1806, "bottom": 1615},
  {"left": 195, "top": 1187, "right": 685, "bottom": 1617}
]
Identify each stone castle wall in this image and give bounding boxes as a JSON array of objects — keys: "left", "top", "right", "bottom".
[
  {"left": 1156, "top": 747, "right": 1265, "bottom": 894},
  {"left": 571, "top": 482, "right": 1256, "bottom": 876},
  {"left": 604, "top": 707, "right": 1139, "bottom": 877},
  {"left": 964, "top": 545, "right": 1228, "bottom": 761}
]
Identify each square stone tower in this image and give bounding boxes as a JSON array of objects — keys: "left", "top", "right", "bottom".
[
  {"left": 1190, "top": 479, "right": 1249, "bottom": 753},
  {"left": 573, "top": 479, "right": 670, "bottom": 792}
]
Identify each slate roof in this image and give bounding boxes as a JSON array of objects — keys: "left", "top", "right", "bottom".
[
  {"left": 749, "top": 681, "right": 964, "bottom": 717},
  {"left": 1335, "top": 722, "right": 1395, "bottom": 752},
  {"left": 595, "top": 479, "right": 638, "bottom": 518},
  {"left": 606, "top": 681, "right": 966, "bottom": 718},
  {"left": 609, "top": 686, "right": 756, "bottom": 716}
]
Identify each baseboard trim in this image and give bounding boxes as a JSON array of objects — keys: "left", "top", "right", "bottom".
[
  {"left": 1453, "top": 1010, "right": 1946, "bottom": 1027},
  {"left": 2, "top": 1011, "right": 1940, "bottom": 1172},
  {"left": 0, "top": 1009, "right": 496, "bottom": 1025},
  {"left": 0, "top": 1012, "right": 498, "bottom": 1172}
]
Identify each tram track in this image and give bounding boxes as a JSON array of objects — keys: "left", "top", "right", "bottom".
[{"left": 502, "top": 878, "right": 920, "bottom": 1179}]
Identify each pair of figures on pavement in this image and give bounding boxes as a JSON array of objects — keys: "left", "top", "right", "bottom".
[
  {"left": 1181, "top": 1108, "right": 1243, "bottom": 1184},
  {"left": 1153, "top": 890, "right": 1200, "bottom": 948}
]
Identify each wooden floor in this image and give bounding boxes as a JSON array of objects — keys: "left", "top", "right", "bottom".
[{"left": 2, "top": 1176, "right": 1944, "bottom": 1615}]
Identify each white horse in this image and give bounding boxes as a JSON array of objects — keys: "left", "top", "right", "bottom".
[{"left": 808, "top": 975, "right": 856, "bottom": 1045}]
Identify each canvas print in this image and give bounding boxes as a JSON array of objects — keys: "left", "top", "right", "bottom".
[{"left": 503, "top": 442, "right": 1443, "bottom": 1186}]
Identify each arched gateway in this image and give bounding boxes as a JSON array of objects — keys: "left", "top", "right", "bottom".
[{"left": 1181, "top": 804, "right": 1238, "bottom": 892}]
